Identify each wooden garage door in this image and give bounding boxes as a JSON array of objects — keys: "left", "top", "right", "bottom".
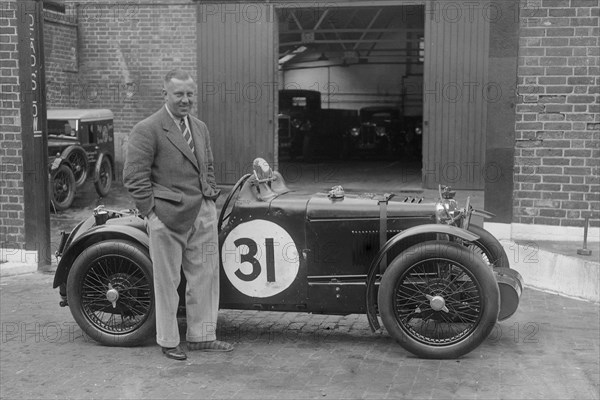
[
  {"left": 422, "top": 0, "right": 490, "bottom": 189},
  {"left": 196, "top": 3, "right": 276, "bottom": 184}
]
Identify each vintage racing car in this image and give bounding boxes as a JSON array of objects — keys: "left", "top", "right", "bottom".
[{"left": 53, "top": 158, "right": 523, "bottom": 359}]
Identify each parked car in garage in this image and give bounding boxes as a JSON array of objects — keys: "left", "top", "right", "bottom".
[
  {"left": 343, "top": 107, "right": 424, "bottom": 160},
  {"left": 47, "top": 109, "right": 115, "bottom": 211},
  {"left": 343, "top": 106, "right": 402, "bottom": 158},
  {"left": 52, "top": 157, "right": 523, "bottom": 359},
  {"left": 278, "top": 89, "right": 359, "bottom": 161},
  {"left": 278, "top": 89, "right": 321, "bottom": 160}
]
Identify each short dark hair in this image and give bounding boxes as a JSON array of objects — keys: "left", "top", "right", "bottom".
[{"left": 163, "top": 69, "right": 193, "bottom": 85}]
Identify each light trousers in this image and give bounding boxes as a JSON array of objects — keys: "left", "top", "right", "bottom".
[{"left": 146, "top": 197, "right": 219, "bottom": 348}]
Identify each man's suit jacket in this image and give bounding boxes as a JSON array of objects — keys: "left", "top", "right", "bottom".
[{"left": 123, "top": 106, "right": 220, "bottom": 233}]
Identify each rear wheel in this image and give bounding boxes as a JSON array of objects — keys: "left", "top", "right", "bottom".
[
  {"left": 51, "top": 164, "right": 76, "bottom": 211},
  {"left": 378, "top": 240, "right": 499, "bottom": 359},
  {"left": 67, "top": 240, "right": 155, "bottom": 346},
  {"left": 94, "top": 156, "right": 112, "bottom": 197}
]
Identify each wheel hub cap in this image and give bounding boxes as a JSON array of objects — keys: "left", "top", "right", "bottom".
[
  {"left": 106, "top": 284, "right": 119, "bottom": 308},
  {"left": 426, "top": 294, "right": 449, "bottom": 313}
]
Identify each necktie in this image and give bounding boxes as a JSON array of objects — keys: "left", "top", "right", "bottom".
[{"left": 179, "top": 118, "right": 195, "bottom": 153}]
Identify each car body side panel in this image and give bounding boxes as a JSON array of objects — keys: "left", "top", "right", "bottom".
[
  {"left": 305, "top": 215, "right": 436, "bottom": 314},
  {"left": 218, "top": 194, "right": 311, "bottom": 310},
  {"left": 218, "top": 190, "right": 443, "bottom": 315}
]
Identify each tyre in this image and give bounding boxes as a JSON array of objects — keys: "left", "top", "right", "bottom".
[
  {"left": 378, "top": 240, "right": 500, "bottom": 359},
  {"left": 67, "top": 240, "right": 155, "bottom": 346},
  {"left": 66, "top": 147, "right": 88, "bottom": 187},
  {"left": 94, "top": 156, "right": 112, "bottom": 197},
  {"left": 51, "top": 164, "right": 76, "bottom": 211},
  {"left": 465, "top": 225, "right": 510, "bottom": 269}
]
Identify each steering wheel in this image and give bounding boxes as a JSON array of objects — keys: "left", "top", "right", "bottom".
[{"left": 217, "top": 173, "right": 251, "bottom": 232}]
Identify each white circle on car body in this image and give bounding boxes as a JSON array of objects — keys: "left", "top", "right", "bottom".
[{"left": 221, "top": 219, "right": 300, "bottom": 298}]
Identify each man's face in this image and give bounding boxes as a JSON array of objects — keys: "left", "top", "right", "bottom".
[{"left": 163, "top": 78, "right": 196, "bottom": 119}]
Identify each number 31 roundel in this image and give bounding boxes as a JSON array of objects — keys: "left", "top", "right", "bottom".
[{"left": 221, "top": 220, "right": 300, "bottom": 298}]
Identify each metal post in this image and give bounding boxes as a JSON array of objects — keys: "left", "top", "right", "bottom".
[{"left": 577, "top": 217, "right": 592, "bottom": 256}]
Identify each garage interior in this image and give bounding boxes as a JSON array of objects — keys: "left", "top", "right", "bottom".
[{"left": 276, "top": 5, "right": 425, "bottom": 191}]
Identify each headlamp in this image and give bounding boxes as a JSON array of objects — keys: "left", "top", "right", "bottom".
[{"left": 435, "top": 199, "right": 458, "bottom": 224}]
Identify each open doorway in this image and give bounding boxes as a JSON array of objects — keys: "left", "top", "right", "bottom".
[{"left": 276, "top": 5, "right": 425, "bottom": 185}]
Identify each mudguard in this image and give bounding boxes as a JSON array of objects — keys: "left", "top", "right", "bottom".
[
  {"left": 50, "top": 157, "right": 70, "bottom": 173},
  {"left": 365, "top": 224, "right": 480, "bottom": 332},
  {"left": 52, "top": 222, "right": 149, "bottom": 289}
]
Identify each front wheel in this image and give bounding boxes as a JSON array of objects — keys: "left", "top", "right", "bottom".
[
  {"left": 465, "top": 225, "right": 510, "bottom": 269},
  {"left": 378, "top": 240, "right": 500, "bottom": 359},
  {"left": 50, "top": 164, "right": 76, "bottom": 211},
  {"left": 67, "top": 240, "right": 155, "bottom": 346}
]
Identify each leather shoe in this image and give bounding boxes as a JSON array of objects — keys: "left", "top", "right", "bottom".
[
  {"left": 187, "top": 340, "right": 234, "bottom": 352},
  {"left": 161, "top": 345, "right": 187, "bottom": 360}
]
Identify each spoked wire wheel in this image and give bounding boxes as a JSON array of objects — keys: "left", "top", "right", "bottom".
[
  {"left": 94, "top": 156, "right": 112, "bottom": 197},
  {"left": 378, "top": 241, "right": 499, "bottom": 359},
  {"left": 67, "top": 240, "right": 155, "bottom": 346},
  {"left": 67, "top": 148, "right": 88, "bottom": 187},
  {"left": 393, "top": 258, "right": 482, "bottom": 345},
  {"left": 51, "top": 164, "right": 76, "bottom": 211}
]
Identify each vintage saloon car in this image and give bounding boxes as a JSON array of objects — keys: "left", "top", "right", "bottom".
[
  {"left": 53, "top": 158, "right": 522, "bottom": 359},
  {"left": 278, "top": 89, "right": 321, "bottom": 160},
  {"left": 344, "top": 106, "right": 402, "bottom": 158},
  {"left": 344, "top": 107, "right": 424, "bottom": 160},
  {"left": 47, "top": 109, "right": 115, "bottom": 211}
]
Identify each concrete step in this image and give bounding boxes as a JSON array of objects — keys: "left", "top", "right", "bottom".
[{"left": 500, "top": 240, "right": 599, "bottom": 303}]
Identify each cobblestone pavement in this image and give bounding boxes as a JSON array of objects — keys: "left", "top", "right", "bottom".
[{"left": 1, "top": 271, "right": 598, "bottom": 400}]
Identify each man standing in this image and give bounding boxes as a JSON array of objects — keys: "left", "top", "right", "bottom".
[{"left": 124, "top": 69, "right": 233, "bottom": 360}]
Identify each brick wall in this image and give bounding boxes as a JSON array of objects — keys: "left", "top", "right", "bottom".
[
  {"left": 515, "top": 0, "right": 600, "bottom": 227},
  {"left": 64, "top": 0, "right": 198, "bottom": 178},
  {"left": 0, "top": 1, "right": 25, "bottom": 249},
  {"left": 44, "top": 8, "right": 79, "bottom": 108}
]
